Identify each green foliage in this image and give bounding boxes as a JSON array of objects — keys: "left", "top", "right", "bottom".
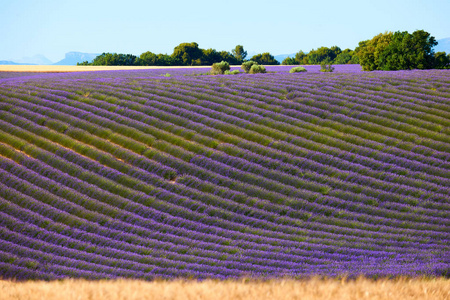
[
  {"left": 224, "top": 70, "right": 240, "bottom": 75},
  {"left": 308, "top": 46, "right": 341, "bottom": 64},
  {"left": 250, "top": 52, "right": 280, "bottom": 65},
  {"left": 378, "top": 30, "right": 437, "bottom": 70},
  {"left": 433, "top": 52, "right": 450, "bottom": 69},
  {"left": 155, "top": 54, "right": 177, "bottom": 66},
  {"left": 334, "top": 49, "right": 356, "bottom": 64},
  {"left": 282, "top": 47, "right": 357, "bottom": 66},
  {"left": 218, "top": 51, "right": 239, "bottom": 65},
  {"left": 231, "top": 45, "right": 247, "bottom": 63},
  {"left": 139, "top": 51, "right": 158, "bottom": 66},
  {"left": 357, "top": 30, "right": 439, "bottom": 71},
  {"left": 295, "top": 51, "right": 308, "bottom": 64},
  {"left": 320, "top": 58, "right": 335, "bottom": 72},
  {"left": 355, "top": 33, "right": 393, "bottom": 71},
  {"left": 282, "top": 57, "right": 297, "bottom": 65},
  {"left": 211, "top": 61, "right": 231, "bottom": 75},
  {"left": 91, "top": 53, "right": 138, "bottom": 66},
  {"left": 289, "top": 66, "right": 307, "bottom": 73},
  {"left": 249, "top": 64, "right": 266, "bottom": 74},
  {"left": 241, "top": 61, "right": 258, "bottom": 73},
  {"left": 202, "top": 48, "right": 222, "bottom": 65},
  {"left": 171, "top": 42, "right": 203, "bottom": 66}
]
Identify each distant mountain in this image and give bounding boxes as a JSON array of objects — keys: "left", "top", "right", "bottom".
[
  {"left": 53, "top": 52, "right": 100, "bottom": 65},
  {"left": 0, "top": 60, "right": 21, "bottom": 65},
  {"left": 435, "top": 38, "right": 450, "bottom": 53},
  {"left": 12, "top": 54, "right": 53, "bottom": 65}
]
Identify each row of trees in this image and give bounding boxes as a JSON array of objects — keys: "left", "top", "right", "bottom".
[
  {"left": 356, "top": 30, "right": 449, "bottom": 70},
  {"left": 282, "top": 30, "right": 449, "bottom": 70},
  {"left": 78, "top": 43, "right": 280, "bottom": 66},
  {"left": 282, "top": 47, "right": 359, "bottom": 65},
  {"left": 79, "top": 30, "right": 449, "bottom": 70}
]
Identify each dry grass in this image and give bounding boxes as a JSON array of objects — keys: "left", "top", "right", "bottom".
[
  {"left": 1, "top": 277, "right": 449, "bottom": 300},
  {"left": 0, "top": 65, "right": 211, "bottom": 73}
]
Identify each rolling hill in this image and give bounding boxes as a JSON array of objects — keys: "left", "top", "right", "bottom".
[{"left": 0, "top": 65, "right": 449, "bottom": 280}]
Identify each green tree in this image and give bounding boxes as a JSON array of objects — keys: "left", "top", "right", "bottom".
[
  {"left": 250, "top": 52, "right": 280, "bottom": 65},
  {"left": 282, "top": 57, "right": 297, "bottom": 65},
  {"left": 139, "top": 51, "right": 158, "bottom": 66},
  {"left": 356, "top": 32, "right": 393, "bottom": 71},
  {"left": 295, "top": 50, "right": 308, "bottom": 64},
  {"left": 218, "top": 51, "right": 239, "bottom": 65},
  {"left": 171, "top": 42, "right": 203, "bottom": 66},
  {"left": 307, "top": 46, "right": 341, "bottom": 64},
  {"left": 232, "top": 45, "right": 247, "bottom": 63},
  {"left": 378, "top": 30, "right": 437, "bottom": 70},
  {"left": 357, "top": 30, "right": 438, "bottom": 71},
  {"left": 201, "top": 48, "right": 222, "bottom": 65},
  {"left": 433, "top": 52, "right": 450, "bottom": 69},
  {"left": 156, "top": 54, "right": 178, "bottom": 66},
  {"left": 90, "top": 53, "right": 137, "bottom": 66},
  {"left": 334, "top": 49, "right": 356, "bottom": 64}
]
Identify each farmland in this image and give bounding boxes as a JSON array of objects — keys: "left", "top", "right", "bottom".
[{"left": 0, "top": 65, "right": 449, "bottom": 280}]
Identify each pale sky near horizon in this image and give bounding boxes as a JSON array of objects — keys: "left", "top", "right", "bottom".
[{"left": 1, "top": 0, "right": 449, "bottom": 62}]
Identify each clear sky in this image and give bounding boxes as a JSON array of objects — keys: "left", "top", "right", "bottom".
[{"left": 1, "top": 0, "right": 449, "bottom": 62}]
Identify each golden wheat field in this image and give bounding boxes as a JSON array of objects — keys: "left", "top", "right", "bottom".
[
  {"left": 0, "top": 65, "right": 212, "bottom": 72},
  {"left": 1, "top": 278, "right": 449, "bottom": 300}
]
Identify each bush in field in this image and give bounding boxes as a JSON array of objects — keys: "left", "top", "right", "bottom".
[
  {"left": 224, "top": 70, "right": 240, "bottom": 75},
  {"left": 289, "top": 66, "right": 307, "bottom": 73},
  {"left": 241, "top": 61, "right": 258, "bottom": 73},
  {"left": 249, "top": 64, "right": 266, "bottom": 74},
  {"left": 320, "top": 58, "right": 335, "bottom": 72},
  {"left": 211, "top": 61, "right": 231, "bottom": 75}
]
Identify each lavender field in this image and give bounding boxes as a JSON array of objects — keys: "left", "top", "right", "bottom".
[{"left": 0, "top": 65, "right": 449, "bottom": 280}]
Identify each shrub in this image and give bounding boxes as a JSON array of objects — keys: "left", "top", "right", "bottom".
[
  {"left": 224, "top": 70, "right": 240, "bottom": 75},
  {"left": 320, "top": 59, "right": 335, "bottom": 72},
  {"left": 249, "top": 64, "right": 266, "bottom": 74},
  {"left": 289, "top": 66, "right": 307, "bottom": 73},
  {"left": 211, "top": 61, "right": 230, "bottom": 75},
  {"left": 241, "top": 61, "right": 257, "bottom": 73}
]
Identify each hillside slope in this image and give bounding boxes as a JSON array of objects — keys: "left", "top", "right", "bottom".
[{"left": 0, "top": 66, "right": 449, "bottom": 280}]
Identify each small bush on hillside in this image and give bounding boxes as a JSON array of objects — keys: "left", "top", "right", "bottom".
[
  {"left": 241, "top": 61, "right": 258, "bottom": 73},
  {"left": 211, "top": 61, "right": 230, "bottom": 75},
  {"left": 249, "top": 64, "right": 266, "bottom": 74},
  {"left": 320, "top": 59, "right": 335, "bottom": 72},
  {"left": 289, "top": 66, "right": 307, "bottom": 73},
  {"left": 224, "top": 70, "right": 240, "bottom": 75}
]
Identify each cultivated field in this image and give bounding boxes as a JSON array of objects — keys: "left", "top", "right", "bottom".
[
  {"left": 0, "top": 65, "right": 449, "bottom": 281},
  {"left": 0, "top": 65, "right": 212, "bottom": 73},
  {"left": 2, "top": 277, "right": 449, "bottom": 300}
]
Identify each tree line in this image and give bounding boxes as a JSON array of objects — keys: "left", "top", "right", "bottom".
[
  {"left": 281, "top": 47, "right": 359, "bottom": 65},
  {"left": 79, "top": 30, "right": 450, "bottom": 70},
  {"left": 78, "top": 43, "right": 280, "bottom": 66},
  {"left": 282, "top": 30, "right": 449, "bottom": 70}
]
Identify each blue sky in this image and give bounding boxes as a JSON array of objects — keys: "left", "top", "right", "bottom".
[{"left": 1, "top": 0, "right": 449, "bottom": 62}]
